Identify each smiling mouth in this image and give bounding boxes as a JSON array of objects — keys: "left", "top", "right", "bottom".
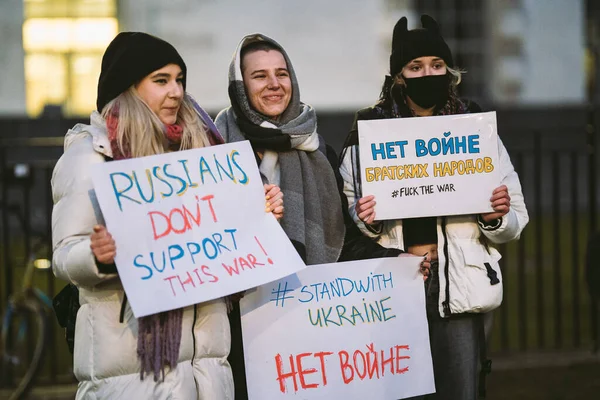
[{"left": 263, "top": 95, "right": 283, "bottom": 102}]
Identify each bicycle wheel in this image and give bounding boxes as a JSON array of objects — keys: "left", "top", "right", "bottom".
[{"left": 1, "top": 295, "right": 49, "bottom": 400}]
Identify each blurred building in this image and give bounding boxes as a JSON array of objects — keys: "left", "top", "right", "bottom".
[{"left": 0, "top": 0, "right": 592, "bottom": 117}]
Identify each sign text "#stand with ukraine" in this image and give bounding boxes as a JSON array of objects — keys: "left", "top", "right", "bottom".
[
  {"left": 91, "top": 141, "right": 305, "bottom": 318},
  {"left": 241, "top": 258, "right": 435, "bottom": 400},
  {"left": 358, "top": 112, "right": 501, "bottom": 220}
]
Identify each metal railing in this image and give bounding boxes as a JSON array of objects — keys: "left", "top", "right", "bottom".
[{"left": 0, "top": 107, "right": 598, "bottom": 387}]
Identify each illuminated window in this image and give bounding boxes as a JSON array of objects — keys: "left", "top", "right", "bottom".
[{"left": 23, "top": 0, "right": 118, "bottom": 117}]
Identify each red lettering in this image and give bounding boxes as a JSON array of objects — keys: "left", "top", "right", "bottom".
[
  {"left": 314, "top": 351, "right": 333, "bottom": 386},
  {"left": 183, "top": 202, "right": 201, "bottom": 227},
  {"left": 164, "top": 275, "right": 178, "bottom": 296},
  {"left": 366, "top": 343, "right": 380, "bottom": 379},
  {"left": 169, "top": 208, "right": 190, "bottom": 234},
  {"left": 296, "top": 353, "right": 318, "bottom": 389},
  {"left": 201, "top": 265, "right": 219, "bottom": 283},
  {"left": 381, "top": 347, "right": 394, "bottom": 376},
  {"left": 201, "top": 194, "right": 218, "bottom": 222},
  {"left": 176, "top": 271, "right": 196, "bottom": 292},
  {"left": 149, "top": 211, "right": 170, "bottom": 240},
  {"left": 192, "top": 268, "right": 205, "bottom": 285},
  {"left": 275, "top": 353, "right": 298, "bottom": 393},
  {"left": 395, "top": 345, "right": 410, "bottom": 374},
  {"left": 247, "top": 253, "right": 265, "bottom": 268},
  {"left": 338, "top": 350, "right": 354, "bottom": 384},
  {"left": 353, "top": 350, "right": 367, "bottom": 380}
]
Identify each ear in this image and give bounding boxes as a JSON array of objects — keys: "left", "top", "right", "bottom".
[
  {"left": 392, "top": 16, "right": 408, "bottom": 49},
  {"left": 421, "top": 14, "right": 440, "bottom": 34}
]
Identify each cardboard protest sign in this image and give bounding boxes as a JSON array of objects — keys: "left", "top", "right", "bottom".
[
  {"left": 358, "top": 111, "right": 500, "bottom": 220},
  {"left": 240, "top": 257, "right": 435, "bottom": 400},
  {"left": 91, "top": 141, "right": 305, "bottom": 318}
]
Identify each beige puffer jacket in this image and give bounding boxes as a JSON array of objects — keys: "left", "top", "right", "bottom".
[{"left": 51, "top": 111, "right": 233, "bottom": 400}]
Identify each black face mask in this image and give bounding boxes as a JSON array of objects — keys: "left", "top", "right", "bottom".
[{"left": 401, "top": 74, "right": 450, "bottom": 109}]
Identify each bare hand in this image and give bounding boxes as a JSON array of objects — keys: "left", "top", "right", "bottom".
[
  {"left": 355, "top": 195, "right": 377, "bottom": 225},
  {"left": 264, "top": 184, "right": 284, "bottom": 220},
  {"left": 480, "top": 185, "right": 511, "bottom": 223},
  {"left": 90, "top": 225, "right": 116, "bottom": 264}
]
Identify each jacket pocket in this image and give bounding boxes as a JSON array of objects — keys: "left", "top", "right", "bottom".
[{"left": 459, "top": 242, "right": 503, "bottom": 313}]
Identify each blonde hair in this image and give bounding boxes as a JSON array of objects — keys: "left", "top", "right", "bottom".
[
  {"left": 393, "top": 65, "right": 466, "bottom": 87},
  {"left": 101, "top": 87, "right": 211, "bottom": 158}
]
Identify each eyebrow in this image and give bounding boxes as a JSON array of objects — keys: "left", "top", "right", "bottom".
[
  {"left": 151, "top": 72, "right": 184, "bottom": 79},
  {"left": 250, "top": 67, "right": 288, "bottom": 75},
  {"left": 409, "top": 58, "right": 444, "bottom": 65}
]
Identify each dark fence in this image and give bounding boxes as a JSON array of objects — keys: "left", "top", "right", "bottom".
[{"left": 0, "top": 106, "right": 598, "bottom": 388}]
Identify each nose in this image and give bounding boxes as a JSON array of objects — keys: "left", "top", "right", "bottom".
[
  {"left": 168, "top": 81, "right": 184, "bottom": 99},
  {"left": 423, "top": 66, "right": 435, "bottom": 76},
  {"left": 266, "top": 74, "right": 280, "bottom": 89}
]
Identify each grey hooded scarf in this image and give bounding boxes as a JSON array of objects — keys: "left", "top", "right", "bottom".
[{"left": 214, "top": 33, "right": 344, "bottom": 265}]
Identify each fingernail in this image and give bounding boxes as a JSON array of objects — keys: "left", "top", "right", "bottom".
[
  {"left": 265, "top": 208, "right": 271, "bottom": 213},
  {"left": 422, "top": 252, "right": 429, "bottom": 258},
  {"left": 266, "top": 196, "right": 270, "bottom": 200}
]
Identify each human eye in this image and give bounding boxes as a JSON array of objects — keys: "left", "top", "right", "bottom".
[{"left": 154, "top": 79, "right": 167, "bottom": 84}]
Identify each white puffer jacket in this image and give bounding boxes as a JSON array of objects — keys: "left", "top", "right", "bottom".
[
  {"left": 340, "top": 119, "right": 529, "bottom": 317},
  {"left": 51, "top": 112, "right": 233, "bottom": 400}
]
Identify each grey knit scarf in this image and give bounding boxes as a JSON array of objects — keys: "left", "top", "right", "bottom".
[{"left": 215, "top": 33, "right": 344, "bottom": 265}]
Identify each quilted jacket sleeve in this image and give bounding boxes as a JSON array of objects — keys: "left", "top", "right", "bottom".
[
  {"left": 479, "top": 136, "right": 529, "bottom": 244},
  {"left": 51, "top": 133, "right": 118, "bottom": 288}
]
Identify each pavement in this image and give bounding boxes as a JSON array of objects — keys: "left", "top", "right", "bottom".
[{"left": 1, "top": 351, "right": 599, "bottom": 400}]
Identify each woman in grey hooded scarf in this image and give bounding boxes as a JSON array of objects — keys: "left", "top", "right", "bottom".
[{"left": 215, "top": 33, "right": 416, "bottom": 399}]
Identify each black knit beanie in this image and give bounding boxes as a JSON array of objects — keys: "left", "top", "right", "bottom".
[
  {"left": 96, "top": 32, "right": 187, "bottom": 112},
  {"left": 389, "top": 15, "right": 454, "bottom": 77}
]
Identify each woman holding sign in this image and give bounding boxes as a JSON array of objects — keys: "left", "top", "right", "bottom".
[
  {"left": 215, "top": 34, "right": 403, "bottom": 399},
  {"left": 339, "top": 15, "right": 529, "bottom": 400},
  {"left": 51, "top": 32, "right": 283, "bottom": 399}
]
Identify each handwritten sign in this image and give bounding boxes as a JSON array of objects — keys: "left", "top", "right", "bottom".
[
  {"left": 91, "top": 141, "right": 306, "bottom": 318},
  {"left": 240, "top": 257, "right": 435, "bottom": 400},
  {"left": 358, "top": 112, "right": 500, "bottom": 220}
]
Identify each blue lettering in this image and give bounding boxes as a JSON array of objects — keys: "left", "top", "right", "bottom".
[
  {"left": 178, "top": 160, "right": 199, "bottom": 188},
  {"left": 385, "top": 142, "right": 397, "bottom": 159},
  {"left": 110, "top": 172, "right": 140, "bottom": 212},
  {"left": 415, "top": 139, "right": 428, "bottom": 157},
  {"left": 468, "top": 134, "right": 480, "bottom": 153},
  {"left": 168, "top": 244, "right": 184, "bottom": 269},
  {"left": 134, "top": 255, "right": 153, "bottom": 280},
  {"left": 371, "top": 143, "right": 386, "bottom": 160},
  {"left": 231, "top": 150, "right": 249, "bottom": 184},
  {"left": 163, "top": 164, "right": 188, "bottom": 195},
  {"left": 199, "top": 157, "right": 218, "bottom": 184}
]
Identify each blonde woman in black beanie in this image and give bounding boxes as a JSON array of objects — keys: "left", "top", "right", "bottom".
[
  {"left": 50, "top": 32, "right": 254, "bottom": 399},
  {"left": 339, "top": 16, "right": 529, "bottom": 400}
]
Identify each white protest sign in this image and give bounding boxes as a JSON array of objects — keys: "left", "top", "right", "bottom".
[
  {"left": 358, "top": 111, "right": 500, "bottom": 220},
  {"left": 91, "top": 141, "right": 306, "bottom": 318},
  {"left": 240, "top": 257, "right": 435, "bottom": 400}
]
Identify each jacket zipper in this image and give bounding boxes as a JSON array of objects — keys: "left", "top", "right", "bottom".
[
  {"left": 441, "top": 217, "right": 452, "bottom": 317},
  {"left": 191, "top": 304, "right": 198, "bottom": 388}
]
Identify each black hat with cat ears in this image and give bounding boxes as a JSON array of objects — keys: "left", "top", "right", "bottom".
[{"left": 390, "top": 14, "right": 454, "bottom": 76}]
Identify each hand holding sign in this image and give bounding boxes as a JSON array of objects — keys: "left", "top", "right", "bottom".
[
  {"left": 480, "top": 184, "right": 511, "bottom": 223},
  {"left": 355, "top": 195, "right": 377, "bottom": 225},
  {"left": 264, "top": 184, "right": 284, "bottom": 220},
  {"left": 90, "top": 225, "right": 116, "bottom": 264}
]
